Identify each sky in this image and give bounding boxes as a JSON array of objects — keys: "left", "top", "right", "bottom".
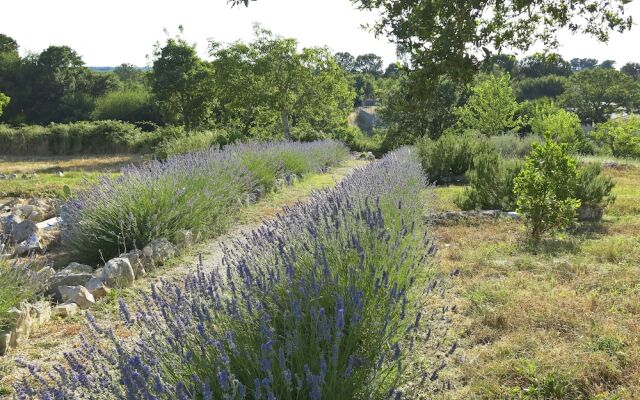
[{"left": 1, "top": 0, "right": 640, "bottom": 68}]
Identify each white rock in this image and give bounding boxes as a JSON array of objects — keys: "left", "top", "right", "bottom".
[
  {"left": 0, "top": 331, "right": 11, "bottom": 356},
  {"left": 102, "top": 257, "right": 135, "bottom": 288},
  {"left": 142, "top": 238, "right": 177, "bottom": 266},
  {"left": 62, "top": 262, "right": 94, "bottom": 274},
  {"left": 52, "top": 303, "right": 79, "bottom": 318},
  {"left": 58, "top": 286, "right": 95, "bottom": 310}
]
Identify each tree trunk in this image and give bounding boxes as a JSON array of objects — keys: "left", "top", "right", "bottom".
[{"left": 282, "top": 112, "right": 291, "bottom": 141}]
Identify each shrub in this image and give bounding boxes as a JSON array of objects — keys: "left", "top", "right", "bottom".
[
  {"left": 456, "top": 151, "right": 523, "bottom": 211},
  {"left": 575, "top": 163, "right": 616, "bottom": 212},
  {"left": 0, "top": 258, "right": 43, "bottom": 332},
  {"left": 416, "top": 132, "right": 492, "bottom": 184},
  {"left": 456, "top": 73, "right": 521, "bottom": 136},
  {"left": 91, "top": 87, "right": 161, "bottom": 124},
  {"left": 61, "top": 140, "right": 350, "bottom": 263},
  {"left": 514, "top": 138, "right": 581, "bottom": 241},
  {"left": 486, "top": 134, "right": 543, "bottom": 158},
  {"left": 591, "top": 115, "right": 640, "bottom": 158},
  {"left": 154, "top": 129, "right": 241, "bottom": 159},
  {"left": 0, "top": 120, "right": 145, "bottom": 155},
  {"left": 531, "top": 108, "right": 592, "bottom": 154},
  {"left": 17, "top": 149, "right": 448, "bottom": 399}
]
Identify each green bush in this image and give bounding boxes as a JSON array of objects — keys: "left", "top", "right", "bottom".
[
  {"left": 0, "top": 259, "right": 43, "bottom": 331},
  {"left": 486, "top": 134, "right": 543, "bottom": 158},
  {"left": 154, "top": 128, "right": 240, "bottom": 159},
  {"left": 514, "top": 138, "right": 581, "bottom": 241},
  {"left": 456, "top": 151, "right": 523, "bottom": 211},
  {"left": 91, "top": 87, "right": 161, "bottom": 124},
  {"left": 416, "top": 132, "right": 492, "bottom": 183},
  {"left": 0, "top": 120, "right": 145, "bottom": 155},
  {"left": 575, "top": 163, "right": 616, "bottom": 211},
  {"left": 531, "top": 108, "right": 592, "bottom": 154},
  {"left": 591, "top": 115, "right": 640, "bottom": 158}
]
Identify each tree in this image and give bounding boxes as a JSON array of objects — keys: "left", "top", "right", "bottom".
[
  {"left": 383, "top": 63, "right": 401, "bottom": 78},
  {"left": 481, "top": 54, "right": 519, "bottom": 76},
  {"left": 517, "top": 53, "right": 571, "bottom": 79},
  {"left": 513, "top": 75, "right": 566, "bottom": 102},
  {"left": 150, "top": 37, "right": 215, "bottom": 129},
  {"left": 354, "top": 53, "right": 383, "bottom": 77},
  {"left": 599, "top": 60, "right": 616, "bottom": 69},
  {"left": 348, "top": 0, "right": 632, "bottom": 82},
  {"left": 570, "top": 58, "right": 598, "bottom": 71},
  {"left": 379, "top": 72, "right": 465, "bottom": 146},
  {"left": 233, "top": 0, "right": 632, "bottom": 76},
  {"left": 211, "top": 27, "right": 354, "bottom": 140},
  {"left": 560, "top": 68, "right": 640, "bottom": 124},
  {"left": 0, "top": 34, "right": 18, "bottom": 55},
  {"left": 334, "top": 52, "right": 356, "bottom": 72},
  {"left": 621, "top": 62, "right": 640, "bottom": 80},
  {"left": 514, "top": 137, "right": 580, "bottom": 241},
  {"left": 0, "top": 92, "right": 9, "bottom": 117},
  {"left": 591, "top": 115, "right": 640, "bottom": 158},
  {"left": 113, "top": 63, "right": 144, "bottom": 86},
  {"left": 456, "top": 73, "right": 521, "bottom": 136}
]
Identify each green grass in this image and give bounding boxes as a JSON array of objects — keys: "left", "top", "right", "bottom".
[
  {"left": 425, "top": 162, "right": 640, "bottom": 399},
  {"left": 0, "top": 171, "right": 118, "bottom": 198}
]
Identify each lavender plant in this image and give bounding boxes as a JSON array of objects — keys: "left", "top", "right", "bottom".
[
  {"left": 61, "top": 140, "right": 349, "bottom": 263},
  {"left": 17, "top": 149, "right": 448, "bottom": 399}
]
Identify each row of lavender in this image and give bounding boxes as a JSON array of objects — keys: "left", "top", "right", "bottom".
[
  {"left": 18, "top": 148, "right": 446, "bottom": 399},
  {"left": 61, "top": 140, "right": 349, "bottom": 263}
]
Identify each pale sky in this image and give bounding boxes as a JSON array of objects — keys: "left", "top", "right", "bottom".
[{"left": 1, "top": 0, "right": 640, "bottom": 68}]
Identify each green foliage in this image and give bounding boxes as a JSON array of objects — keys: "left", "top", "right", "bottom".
[
  {"left": 0, "top": 120, "right": 145, "bottom": 155},
  {"left": 486, "top": 134, "right": 542, "bottom": 158},
  {"left": 456, "top": 151, "right": 523, "bottom": 211},
  {"left": 154, "top": 129, "right": 240, "bottom": 159},
  {"left": 456, "top": 73, "right": 521, "bottom": 136},
  {"left": 416, "top": 132, "right": 491, "bottom": 183},
  {"left": 514, "top": 139, "right": 581, "bottom": 241},
  {"left": 150, "top": 36, "right": 215, "bottom": 129},
  {"left": 531, "top": 108, "right": 591, "bottom": 153},
  {"left": 513, "top": 75, "right": 566, "bottom": 102},
  {"left": 575, "top": 163, "right": 615, "bottom": 210},
  {"left": 591, "top": 115, "right": 640, "bottom": 158},
  {"left": 91, "top": 87, "right": 160, "bottom": 124},
  {"left": 348, "top": 0, "right": 631, "bottom": 82},
  {"left": 560, "top": 68, "right": 640, "bottom": 123},
  {"left": 621, "top": 62, "right": 640, "bottom": 80},
  {"left": 379, "top": 73, "right": 465, "bottom": 147},
  {"left": 0, "top": 92, "right": 8, "bottom": 118},
  {"left": 62, "top": 141, "right": 349, "bottom": 262},
  {"left": 517, "top": 53, "right": 572, "bottom": 79},
  {"left": 211, "top": 27, "right": 354, "bottom": 140},
  {"left": 0, "top": 260, "right": 43, "bottom": 331}
]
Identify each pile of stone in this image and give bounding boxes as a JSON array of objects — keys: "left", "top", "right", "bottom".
[
  {"left": 0, "top": 237, "right": 184, "bottom": 356},
  {"left": 428, "top": 210, "right": 521, "bottom": 226},
  {"left": 1, "top": 198, "right": 61, "bottom": 257}
]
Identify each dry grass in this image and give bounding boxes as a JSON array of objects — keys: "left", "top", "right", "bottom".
[
  {"left": 0, "top": 154, "right": 143, "bottom": 198},
  {"left": 0, "top": 154, "right": 143, "bottom": 174},
  {"left": 427, "top": 163, "right": 640, "bottom": 399}
]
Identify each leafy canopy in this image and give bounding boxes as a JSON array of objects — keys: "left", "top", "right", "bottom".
[
  {"left": 0, "top": 92, "right": 9, "bottom": 118},
  {"left": 230, "top": 1, "right": 632, "bottom": 82},
  {"left": 456, "top": 73, "right": 521, "bottom": 136},
  {"left": 560, "top": 68, "right": 640, "bottom": 124}
]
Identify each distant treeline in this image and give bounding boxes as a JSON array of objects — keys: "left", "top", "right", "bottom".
[{"left": 2, "top": 28, "right": 640, "bottom": 154}]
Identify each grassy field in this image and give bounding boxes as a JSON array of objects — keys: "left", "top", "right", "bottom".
[
  {"left": 0, "top": 155, "right": 142, "bottom": 198},
  {"left": 432, "top": 162, "right": 640, "bottom": 399}
]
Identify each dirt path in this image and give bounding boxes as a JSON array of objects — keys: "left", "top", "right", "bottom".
[{"left": 0, "top": 160, "right": 366, "bottom": 397}]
